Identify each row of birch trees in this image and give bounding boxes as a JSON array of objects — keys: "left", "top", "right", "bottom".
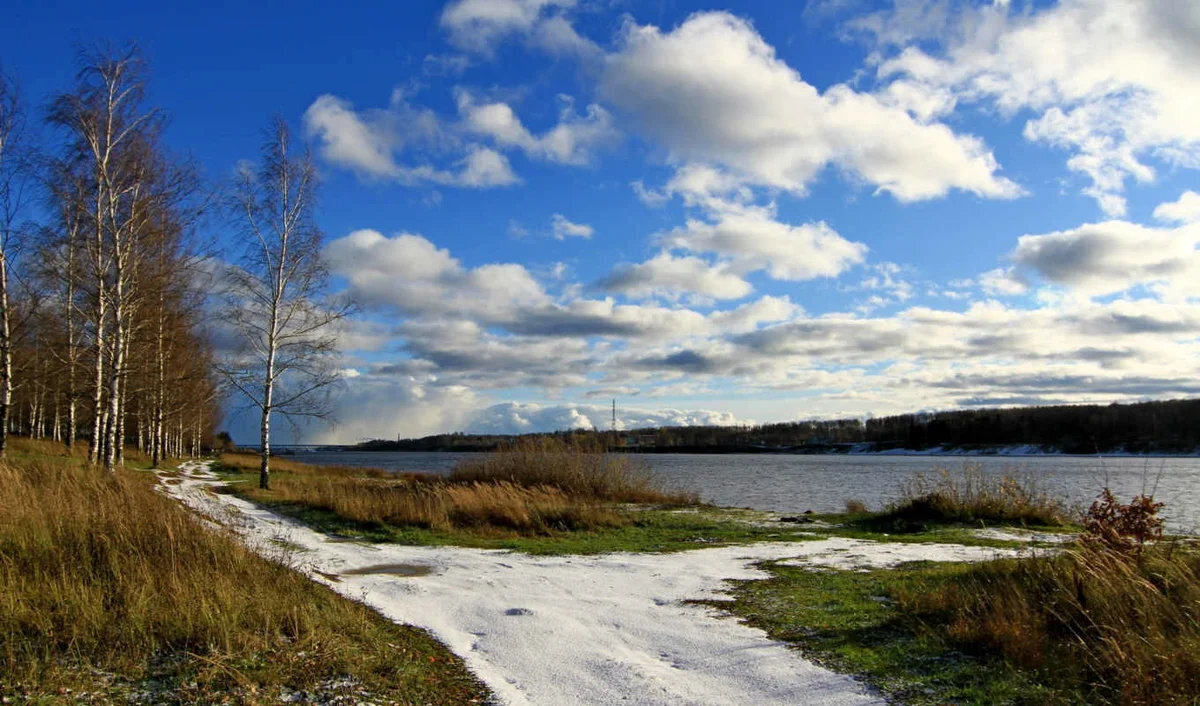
[
  {"left": 0, "top": 49, "right": 221, "bottom": 471},
  {"left": 0, "top": 45, "right": 347, "bottom": 486}
]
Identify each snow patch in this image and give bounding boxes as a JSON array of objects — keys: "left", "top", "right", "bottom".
[
  {"left": 973, "top": 528, "right": 1075, "bottom": 544},
  {"left": 160, "top": 461, "right": 1032, "bottom": 705}
]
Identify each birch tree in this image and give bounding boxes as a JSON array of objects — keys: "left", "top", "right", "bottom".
[
  {"left": 42, "top": 159, "right": 87, "bottom": 450},
  {"left": 0, "top": 71, "right": 29, "bottom": 457},
  {"left": 220, "top": 118, "right": 347, "bottom": 489},
  {"left": 47, "top": 47, "right": 161, "bottom": 469}
]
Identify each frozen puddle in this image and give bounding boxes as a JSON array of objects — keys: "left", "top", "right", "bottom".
[{"left": 163, "top": 461, "right": 1022, "bottom": 706}]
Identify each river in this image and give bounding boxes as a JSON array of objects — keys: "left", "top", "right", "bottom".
[{"left": 285, "top": 450, "right": 1200, "bottom": 533}]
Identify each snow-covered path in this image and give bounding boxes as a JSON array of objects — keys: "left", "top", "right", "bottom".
[{"left": 162, "top": 461, "right": 1020, "bottom": 706}]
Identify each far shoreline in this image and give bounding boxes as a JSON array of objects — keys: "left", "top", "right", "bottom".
[{"left": 264, "top": 445, "right": 1200, "bottom": 459}]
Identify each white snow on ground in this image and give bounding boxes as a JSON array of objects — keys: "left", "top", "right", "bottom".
[
  {"left": 776, "top": 538, "right": 1022, "bottom": 572},
  {"left": 160, "top": 461, "right": 1024, "bottom": 706},
  {"left": 973, "top": 528, "right": 1075, "bottom": 544}
]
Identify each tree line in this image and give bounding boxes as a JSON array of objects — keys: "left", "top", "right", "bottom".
[
  {"left": 1, "top": 46, "right": 344, "bottom": 482},
  {"left": 361, "top": 398, "right": 1200, "bottom": 455}
]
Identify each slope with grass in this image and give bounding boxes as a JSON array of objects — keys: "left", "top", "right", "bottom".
[{"left": 0, "top": 438, "right": 489, "bottom": 704}]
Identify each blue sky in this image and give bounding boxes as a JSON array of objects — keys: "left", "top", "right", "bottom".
[{"left": 6, "top": 0, "right": 1200, "bottom": 442}]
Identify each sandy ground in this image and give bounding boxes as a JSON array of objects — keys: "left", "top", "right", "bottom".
[{"left": 161, "top": 461, "right": 1023, "bottom": 706}]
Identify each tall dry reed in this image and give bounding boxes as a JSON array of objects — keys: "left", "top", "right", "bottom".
[
  {"left": 880, "top": 464, "right": 1071, "bottom": 528},
  {"left": 241, "top": 473, "right": 626, "bottom": 533},
  {"left": 448, "top": 436, "right": 697, "bottom": 504},
  {"left": 900, "top": 544, "right": 1200, "bottom": 703}
]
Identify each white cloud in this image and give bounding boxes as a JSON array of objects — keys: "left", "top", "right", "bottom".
[
  {"left": 303, "top": 94, "right": 517, "bottom": 187},
  {"left": 457, "top": 145, "right": 520, "bottom": 187},
  {"left": 550, "top": 213, "right": 593, "bottom": 240},
  {"left": 600, "top": 11, "right": 1020, "bottom": 201},
  {"left": 467, "top": 401, "right": 747, "bottom": 434},
  {"left": 457, "top": 91, "right": 618, "bottom": 165},
  {"left": 631, "top": 179, "right": 668, "bottom": 206},
  {"left": 323, "top": 229, "right": 551, "bottom": 321},
  {"left": 602, "top": 253, "right": 752, "bottom": 300},
  {"left": 977, "top": 267, "right": 1029, "bottom": 297},
  {"left": 875, "top": 0, "right": 1200, "bottom": 214},
  {"left": 440, "top": 0, "right": 574, "bottom": 54},
  {"left": 313, "top": 217, "right": 1200, "bottom": 443},
  {"left": 308, "top": 375, "right": 482, "bottom": 443},
  {"left": 1154, "top": 191, "right": 1200, "bottom": 224},
  {"left": 303, "top": 94, "right": 401, "bottom": 179},
  {"left": 660, "top": 205, "right": 867, "bottom": 281},
  {"left": 1011, "top": 220, "right": 1200, "bottom": 297},
  {"left": 439, "top": 0, "right": 601, "bottom": 61}
]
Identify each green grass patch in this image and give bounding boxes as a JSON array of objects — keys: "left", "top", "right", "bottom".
[{"left": 702, "top": 560, "right": 1063, "bottom": 705}]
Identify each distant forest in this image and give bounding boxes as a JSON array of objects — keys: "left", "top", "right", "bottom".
[{"left": 357, "top": 398, "right": 1200, "bottom": 455}]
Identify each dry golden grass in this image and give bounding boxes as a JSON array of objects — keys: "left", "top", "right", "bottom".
[
  {"left": 0, "top": 443, "right": 487, "bottom": 702},
  {"left": 227, "top": 438, "right": 697, "bottom": 536},
  {"left": 239, "top": 473, "right": 627, "bottom": 533},
  {"left": 449, "top": 436, "right": 698, "bottom": 504},
  {"left": 899, "top": 544, "right": 1200, "bottom": 703},
  {"left": 219, "top": 451, "right": 408, "bottom": 480},
  {"left": 878, "top": 464, "right": 1072, "bottom": 529}
]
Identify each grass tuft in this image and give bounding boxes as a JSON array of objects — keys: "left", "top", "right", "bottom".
[
  {"left": 234, "top": 473, "right": 628, "bottom": 534},
  {"left": 898, "top": 543, "right": 1200, "bottom": 703},
  {"left": 449, "top": 436, "right": 698, "bottom": 504},
  {"left": 221, "top": 437, "right": 699, "bottom": 541},
  {"left": 863, "top": 464, "right": 1072, "bottom": 532}
]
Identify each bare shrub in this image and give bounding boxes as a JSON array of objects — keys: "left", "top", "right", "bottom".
[{"left": 1082, "top": 487, "right": 1164, "bottom": 557}]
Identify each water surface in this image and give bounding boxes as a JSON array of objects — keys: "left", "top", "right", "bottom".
[{"left": 289, "top": 450, "right": 1200, "bottom": 532}]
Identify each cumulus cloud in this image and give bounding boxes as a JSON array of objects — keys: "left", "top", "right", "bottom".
[
  {"left": 601, "top": 253, "right": 752, "bottom": 300},
  {"left": 323, "top": 229, "right": 550, "bottom": 321},
  {"left": 304, "top": 87, "right": 615, "bottom": 183},
  {"left": 1011, "top": 220, "right": 1200, "bottom": 297},
  {"left": 303, "top": 94, "right": 517, "bottom": 187},
  {"left": 660, "top": 205, "right": 868, "bottom": 281},
  {"left": 440, "top": 0, "right": 572, "bottom": 53},
  {"left": 600, "top": 11, "right": 1020, "bottom": 201},
  {"left": 439, "top": 0, "right": 601, "bottom": 61},
  {"left": 550, "top": 214, "right": 593, "bottom": 240},
  {"left": 314, "top": 220, "right": 1200, "bottom": 442},
  {"left": 609, "top": 163, "right": 868, "bottom": 298},
  {"left": 874, "top": 0, "right": 1200, "bottom": 215},
  {"left": 977, "top": 267, "right": 1029, "bottom": 297},
  {"left": 307, "top": 375, "right": 482, "bottom": 443},
  {"left": 1154, "top": 191, "right": 1200, "bottom": 224},
  {"left": 467, "top": 401, "right": 747, "bottom": 434},
  {"left": 457, "top": 91, "right": 618, "bottom": 165},
  {"left": 457, "top": 145, "right": 520, "bottom": 187}
]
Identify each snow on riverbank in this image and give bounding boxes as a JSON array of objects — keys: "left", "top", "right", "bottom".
[
  {"left": 853, "top": 444, "right": 1200, "bottom": 457},
  {"left": 161, "top": 461, "right": 1022, "bottom": 706}
]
